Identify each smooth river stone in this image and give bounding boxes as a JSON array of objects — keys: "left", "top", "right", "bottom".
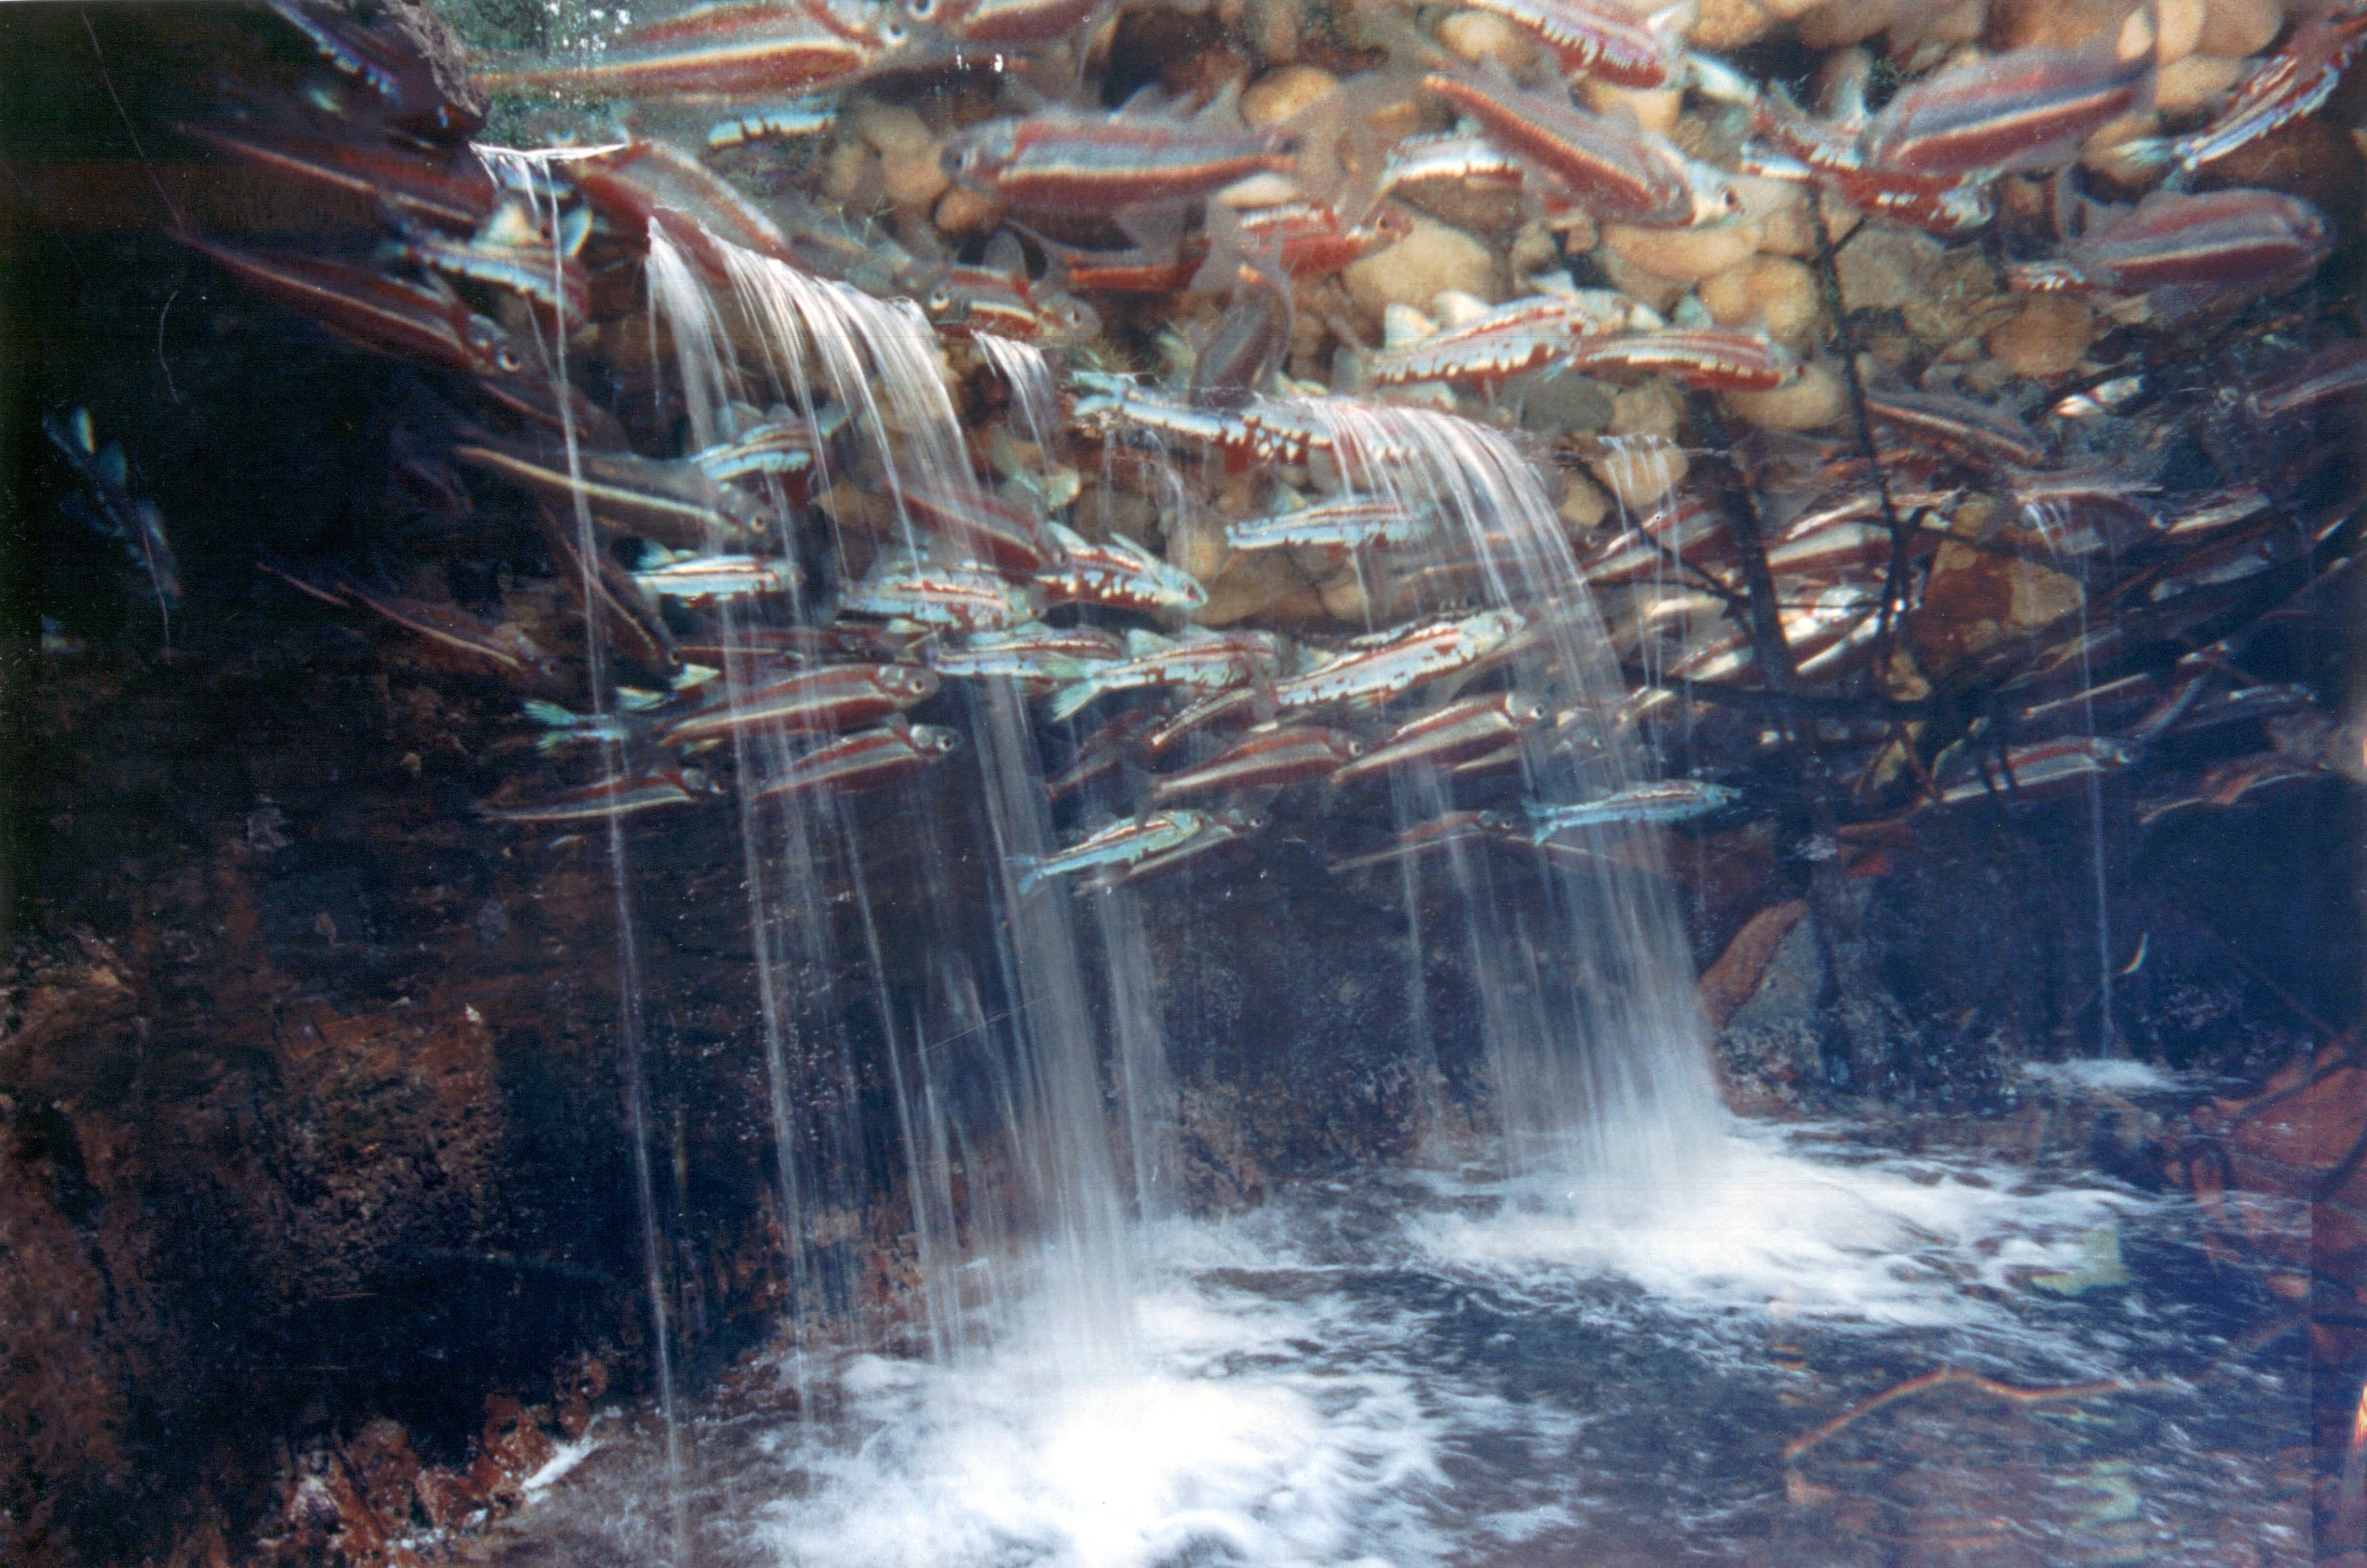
[{"left": 1342, "top": 210, "right": 1502, "bottom": 317}]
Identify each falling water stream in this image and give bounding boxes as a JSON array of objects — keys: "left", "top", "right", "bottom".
[{"left": 476, "top": 216, "right": 2309, "bottom": 1566}]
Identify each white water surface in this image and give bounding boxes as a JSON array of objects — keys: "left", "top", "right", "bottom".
[{"left": 492, "top": 1119, "right": 2304, "bottom": 1568}]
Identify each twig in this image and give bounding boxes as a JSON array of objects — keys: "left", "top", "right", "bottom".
[
  {"left": 1783, "top": 1368, "right": 2141, "bottom": 1463},
  {"left": 1808, "top": 186, "right": 1913, "bottom": 682}
]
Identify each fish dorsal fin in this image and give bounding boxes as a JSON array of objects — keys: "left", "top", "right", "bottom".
[
  {"left": 1043, "top": 519, "right": 1089, "bottom": 553},
  {"left": 1670, "top": 291, "right": 1713, "bottom": 329},
  {"left": 1382, "top": 302, "right": 1436, "bottom": 347},
  {"left": 1123, "top": 627, "right": 1173, "bottom": 656}
]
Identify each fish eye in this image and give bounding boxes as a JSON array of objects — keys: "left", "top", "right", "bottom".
[
  {"left": 497, "top": 346, "right": 523, "bottom": 373},
  {"left": 881, "top": 20, "right": 910, "bottom": 45},
  {"left": 906, "top": 0, "right": 935, "bottom": 18}
]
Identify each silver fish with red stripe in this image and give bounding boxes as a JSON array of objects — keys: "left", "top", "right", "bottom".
[
  {"left": 1275, "top": 611, "right": 1527, "bottom": 710},
  {"left": 1332, "top": 692, "right": 1548, "bottom": 784},
  {"left": 659, "top": 664, "right": 940, "bottom": 745},
  {"left": 942, "top": 104, "right": 1299, "bottom": 214},
  {"left": 1148, "top": 725, "right": 1363, "bottom": 802},
  {"left": 750, "top": 718, "right": 963, "bottom": 801}
]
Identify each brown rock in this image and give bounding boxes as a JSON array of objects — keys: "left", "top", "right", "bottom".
[
  {"left": 1698, "top": 899, "right": 1810, "bottom": 1030},
  {"left": 1242, "top": 63, "right": 1339, "bottom": 126},
  {"left": 1988, "top": 294, "right": 2096, "bottom": 378},
  {"left": 1797, "top": 0, "right": 1903, "bottom": 49},
  {"left": 1699, "top": 254, "right": 1824, "bottom": 350},
  {"left": 1342, "top": 211, "right": 1502, "bottom": 317},
  {"left": 1722, "top": 358, "right": 1849, "bottom": 430},
  {"left": 1598, "top": 217, "right": 1764, "bottom": 284},
  {"left": 2198, "top": 0, "right": 2283, "bottom": 59},
  {"left": 1901, "top": 244, "right": 2014, "bottom": 346},
  {"left": 1197, "top": 549, "right": 1311, "bottom": 625},
  {"left": 1588, "top": 435, "right": 1689, "bottom": 509},
  {"left": 344, "top": 1419, "right": 422, "bottom": 1524},
  {"left": 412, "top": 1467, "right": 487, "bottom": 1532},
  {"left": 1686, "top": 0, "right": 1778, "bottom": 46},
  {"left": 1579, "top": 81, "right": 1683, "bottom": 134},
  {"left": 1243, "top": 0, "right": 1303, "bottom": 61},
  {"left": 1834, "top": 225, "right": 1942, "bottom": 312},
  {"left": 2154, "top": 51, "right": 2246, "bottom": 112},
  {"left": 1436, "top": 9, "right": 1539, "bottom": 72},
  {"left": 934, "top": 184, "right": 1006, "bottom": 235},
  {"left": 2154, "top": 0, "right": 2207, "bottom": 61}
]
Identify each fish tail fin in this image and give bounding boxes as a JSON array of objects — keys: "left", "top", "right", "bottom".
[
  {"left": 1008, "top": 855, "right": 1043, "bottom": 898},
  {"left": 1047, "top": 677, "right": 1103, "bottom": 723}
]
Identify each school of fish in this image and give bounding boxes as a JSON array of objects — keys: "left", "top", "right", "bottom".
[{"left": 78, "top": 0, "right": 2366, "bottom": 884}]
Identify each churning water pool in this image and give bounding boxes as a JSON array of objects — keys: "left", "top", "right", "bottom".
[{"left": 480, "top": 1114, "right": 2309, "bottom": 1568}]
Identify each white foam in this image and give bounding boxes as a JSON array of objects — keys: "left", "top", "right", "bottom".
[
  {"left": 522, "top": 1428, "right": 605, "bottom": 1494},
  {"left": 1410, "top": 1121, "right": 2154, "bottom": 1329},
  {"left": 2023, "top": 1058, "right": 2187, "bottom": 1093},
  {"left": 745, "top": 1276, "right": 1446, "bottom": 1568}
]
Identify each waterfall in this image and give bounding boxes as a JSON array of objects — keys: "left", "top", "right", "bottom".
[
  {"left": 1290, "top": 400, "right": 1727, "bottom": 1201},
  {"left": 642, "top": 224, "right": 1140, "bottom": 1377}
]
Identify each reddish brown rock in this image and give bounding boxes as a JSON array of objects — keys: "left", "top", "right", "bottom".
[{"left": 1697, "top": 898, "right": 1810, "bottom": 1031}]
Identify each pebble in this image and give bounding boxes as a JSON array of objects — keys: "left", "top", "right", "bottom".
[
  {"left": 934, "top": 184, "right": 1004, "bottom": 234},
  {"left": 2155, "top": 0, "right": 2206, "bottom": 63},
  {"left": 1741, "top": 176, "right": 1831, "bottom": 257},
  {"left": 1988, "top": 291, "right": 2102, "bottom": 374},
  {"left": 1594, "top": 246, "right": 1688, "bottom": 315},
  {"left": 1598, "top": 217, "right": 1764, "bottom": 286},
  {"left": 1436, "top": 9, "right": 1538, "bottom": 72},
  {"left": 1243, "top": 0, "right": 1303, "bottom": 61},
  {"left": 1901, "top": 246, "right": 2011, "bottom": 346},
  {"left": 1517, "top": 367, "right": 1615, "bottom": 433},
  {"left": 1722, "top": 358, "right": 1847, "bottom": 430},
  {"left": 818, "top": 138, "right": 872, "bottom": 205},
  {"left": 1199, "top": 550, "right": 1311, "bottom": 625},
  {"left": 2199, "top": 0, "right": 2281, "bottom": 59},
  {"left": 1992, "top": 0, "right": 2128, "bottom": 50},
  {"left": 1795, "top": 0, "right": 1902, "bottom": 50},
  {"left": 1589, "top": 435, "right": 1689, "bottom": 510},
  {"left": 1698, "top": 255, "right": 1824, "bottom": 351},
  {"left": 1317, "top": 566, "right": 1373, "bottom": 622},
  {"left": 1241, "top": 63, "right": 1338, "bottom": 127},
  {"left": 1577, "top": 82, "right": 1683, "bottom": 135},
  {"left": 1834, "top": 226, "right": 1941, "bottom": 313},
  {"left": 1342, "top": 210, "right": 1502, "bottom": 318},
  {"left": 2154, "top": 51, "right": 2245, "bottom": 113},
  {"left": 1557, "top": 471, "right": 1612, "bottom": 533},
  {"left": 1610, "top": 381, "right": 1684, "bottom": 442},
  {"left": 1686, "top": 0, "right": 1778, "bottom": 46},
  {"left": 1909, "top": 0, "right": 1990, "bottom": 47}
]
